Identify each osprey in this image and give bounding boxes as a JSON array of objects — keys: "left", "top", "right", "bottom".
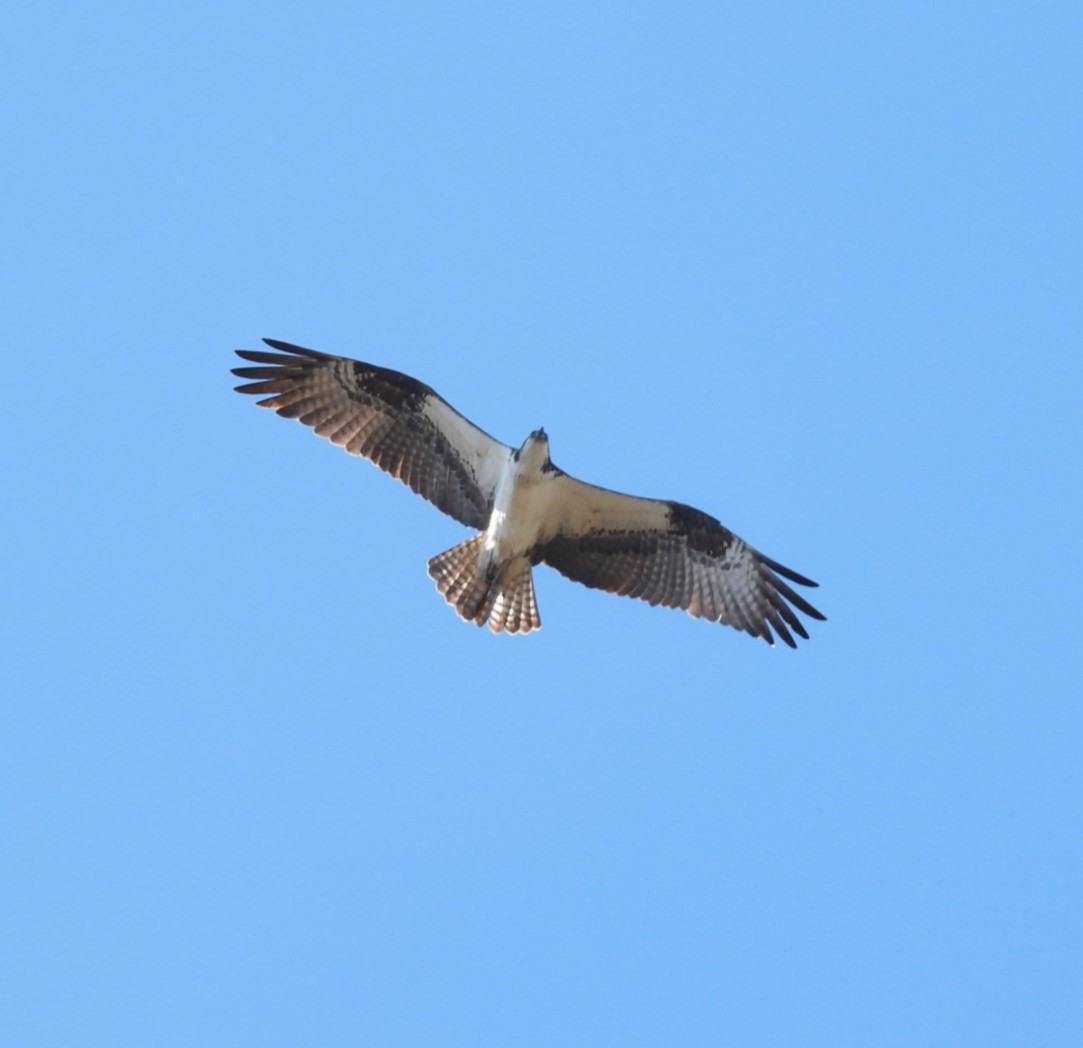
[{"left": 233, "top": 340, "right": 825, "bottom": 646}]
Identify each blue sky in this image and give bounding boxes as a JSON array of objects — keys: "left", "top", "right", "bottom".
[{"left": 3, "top": 2, "right": 1080, "bottom": 1044}]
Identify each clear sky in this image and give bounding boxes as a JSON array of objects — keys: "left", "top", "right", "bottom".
[{"left": 3, "top": 2, "right": 1080, "bottom": 1045}]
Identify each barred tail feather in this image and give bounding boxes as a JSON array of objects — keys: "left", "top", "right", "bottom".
[
  {"left": 485, "top": 556, "right": 541, "bottom": 635},
  {"left": 427, "top": 539, "right": 541, "bottom": 635},
  {"left": 427, "top": 536, "right": 490, "bottom": 622}
]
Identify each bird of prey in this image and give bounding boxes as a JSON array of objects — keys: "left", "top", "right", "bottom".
[{"left": 232, "top": 339, "right": 825, "bottom": 645}]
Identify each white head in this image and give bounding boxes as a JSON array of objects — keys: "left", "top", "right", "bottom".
[{"left": 516, "top": 427, "right": 550, "bottom": 469}]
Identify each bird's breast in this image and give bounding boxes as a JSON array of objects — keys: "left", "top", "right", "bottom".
[{"left": 484, "top": 466, "right": 559, "bottom": 561}]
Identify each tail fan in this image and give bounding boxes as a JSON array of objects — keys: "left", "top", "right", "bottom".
[{"left": 427, "top": 538, "right": 541, "bottom": 635}]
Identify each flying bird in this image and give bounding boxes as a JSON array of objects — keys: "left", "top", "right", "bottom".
[{"left": 232, "top": 340, "right": 825, "bottom": 646}]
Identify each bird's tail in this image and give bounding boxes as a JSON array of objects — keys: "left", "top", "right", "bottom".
[{"left": 427, "top": 537, "right": 541, "bottom": 635}]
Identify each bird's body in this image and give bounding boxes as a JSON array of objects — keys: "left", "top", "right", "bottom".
[
  {"left": 483, "top": 431, "right": 556, "bottom": 569},
  {"left": 233, "top": 340, "right": 825, "bottom": 646}
]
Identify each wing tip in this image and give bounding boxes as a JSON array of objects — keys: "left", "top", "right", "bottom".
[
  {"left": 232, "top": 342, "right": 331, "bottom": 369},
  {"left": 755, "top": 550, "right": 820, "bottom": 589},
  {"left": 260, "top": 338, "right": 329, "bottom": 359}
]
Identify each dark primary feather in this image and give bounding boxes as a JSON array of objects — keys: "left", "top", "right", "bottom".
[{"left": 232, "top": 339, "right": 509, "bottom": 529}]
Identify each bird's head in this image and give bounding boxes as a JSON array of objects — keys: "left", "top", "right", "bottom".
[{"left": 516, "top": 427, "right": 550, "bottom": 468}]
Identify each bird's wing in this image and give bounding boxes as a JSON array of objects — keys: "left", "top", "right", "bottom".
[
  {"left": 537, "top": 473, "right": 825, "bottom": 647},
  {"left": 232, "top": 339, "right": 511, "bottom": 529}
]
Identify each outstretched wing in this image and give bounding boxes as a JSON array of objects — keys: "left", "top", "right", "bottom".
[
  {"left": 538, "top": 474, "right": 825, "bottom": 647},
  {"left": 232, "top": 339, "right": 510, "bottom": 529}
]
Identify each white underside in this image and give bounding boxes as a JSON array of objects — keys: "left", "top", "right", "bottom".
[
  {"left": 480, "top": 436, "right": 674, "bottom": 569},
  {"left": 483, "top": 447, "right": 558, "bottom": 564}
]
